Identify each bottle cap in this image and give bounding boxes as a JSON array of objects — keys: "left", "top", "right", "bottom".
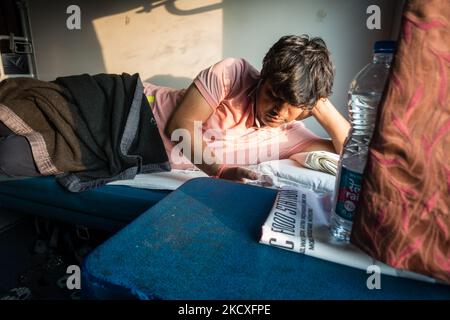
[{"left": 374, "top": 41, "right": 396, "bottom": 53}]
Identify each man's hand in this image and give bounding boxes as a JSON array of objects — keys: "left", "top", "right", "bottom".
[{"left": 220, "top": 166, "right": 260, "bottom": 182}]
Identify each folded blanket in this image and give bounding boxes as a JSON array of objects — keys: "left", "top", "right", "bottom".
[{"left": 0, "top": 73, "right": 170, "bottom": 192}]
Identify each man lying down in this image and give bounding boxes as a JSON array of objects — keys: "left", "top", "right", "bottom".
[{"left": 0, "top": 34, "right": 350, "bottom": 192}]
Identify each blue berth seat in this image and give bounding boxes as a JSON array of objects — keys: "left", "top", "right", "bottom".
[
  {"left": 0, "top": 176, "right": 170, "bottom": 231},
  {"left": 82, "top": 178, "right": 450, "bottom": 299}
]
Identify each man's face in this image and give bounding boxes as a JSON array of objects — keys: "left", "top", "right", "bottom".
[{"left": 255, "top": 81, "right": 312, "bottom": 128}]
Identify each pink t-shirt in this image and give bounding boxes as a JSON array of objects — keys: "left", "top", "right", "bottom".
[{"left": 143, "top": 58, "right": 321, "bottom": 169}]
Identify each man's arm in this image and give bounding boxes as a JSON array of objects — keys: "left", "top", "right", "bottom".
[
  {"left": 165, "top": 84, "right": 259, "bottom": 181},
  {"left": 302, "top": 98, "right": 350, "bottom": 154}
]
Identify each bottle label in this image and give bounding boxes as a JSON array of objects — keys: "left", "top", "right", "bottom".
[{"left": 335, "top": 167, "right": 363, "bottom": 221}]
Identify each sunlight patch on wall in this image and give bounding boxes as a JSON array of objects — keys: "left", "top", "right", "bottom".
[{"left": 92, "top": 0, "right": 223, "bottom": 87}]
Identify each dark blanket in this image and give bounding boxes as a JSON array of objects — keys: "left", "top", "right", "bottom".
[{"left": 0, "top": 73, "right": 170, "bottom": 192}]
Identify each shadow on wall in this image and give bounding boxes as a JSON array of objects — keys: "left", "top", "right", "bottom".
[
  {"left": 29, "top": 0, "right": 223, "bottom": 80},
  {"left": 145, "top": 75, "right": 192, "bottom": 89},
  {"left": 138, "top": 0, "right": 222, "bottom": 15},
  {"left": 28, "top": 0, "right": 405, "bottom": 139}
]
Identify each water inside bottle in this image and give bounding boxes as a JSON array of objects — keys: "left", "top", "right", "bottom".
[{"left": 345, "top": 92, "right": 381, "bottom": 157}]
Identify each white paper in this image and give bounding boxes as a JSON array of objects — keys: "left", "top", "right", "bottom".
[{"left": 260, "top": 186, "right": 441, "bottom": 284}]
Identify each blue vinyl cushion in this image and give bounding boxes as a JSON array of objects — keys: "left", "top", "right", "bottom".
[
  {"left": 0, "top": 177, "right": 170, "bottom": 230},
  {"left": 82, "top": 178, "right": 450, "bottom": 300}
]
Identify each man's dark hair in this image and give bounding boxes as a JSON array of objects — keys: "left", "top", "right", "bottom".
[{"left": 260, "top": 34, "right": 334, "bottom": 109}]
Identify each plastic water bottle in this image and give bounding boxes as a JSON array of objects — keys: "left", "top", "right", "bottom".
[{"left": 330, "top": 41, "right": 395, "bottom": 242}]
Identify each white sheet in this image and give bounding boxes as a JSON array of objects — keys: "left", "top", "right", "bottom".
[
  {"left": 106, "top": 169, "right": 208, "bottom": 190},
  {"left": 106, "top": 159, "right": 336, "bottom": 193}
]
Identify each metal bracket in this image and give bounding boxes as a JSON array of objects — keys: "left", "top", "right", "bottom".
[{"left": 8, "top": 33, "right": 33, "bottom": 54}]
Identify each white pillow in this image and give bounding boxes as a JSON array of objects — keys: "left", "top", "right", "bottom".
[
  {"left": 248, "top": 159, "right": 336, "bottom": 194},
  {"left": 107, "top": 160, "right": 335, "bottom": 193}
]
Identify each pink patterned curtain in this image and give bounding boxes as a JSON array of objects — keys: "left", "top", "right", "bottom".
[{"left": 351, "top": 0, "right": 450, "bottom": 284}]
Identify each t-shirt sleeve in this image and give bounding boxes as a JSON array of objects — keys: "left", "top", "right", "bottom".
[
  {"left": 279, "top": 121, "right": 324, "bottom": 158},
  {"left": 193, "top": 57, "right": 247, "bottom": 111}
]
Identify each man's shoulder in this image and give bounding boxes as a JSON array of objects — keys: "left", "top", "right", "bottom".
[
  {"left": 219, "top": 57, "right": 248, "bottom": 65},
  {"left": 215, "top": 57, "right": 258, "bottom": 73}
]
